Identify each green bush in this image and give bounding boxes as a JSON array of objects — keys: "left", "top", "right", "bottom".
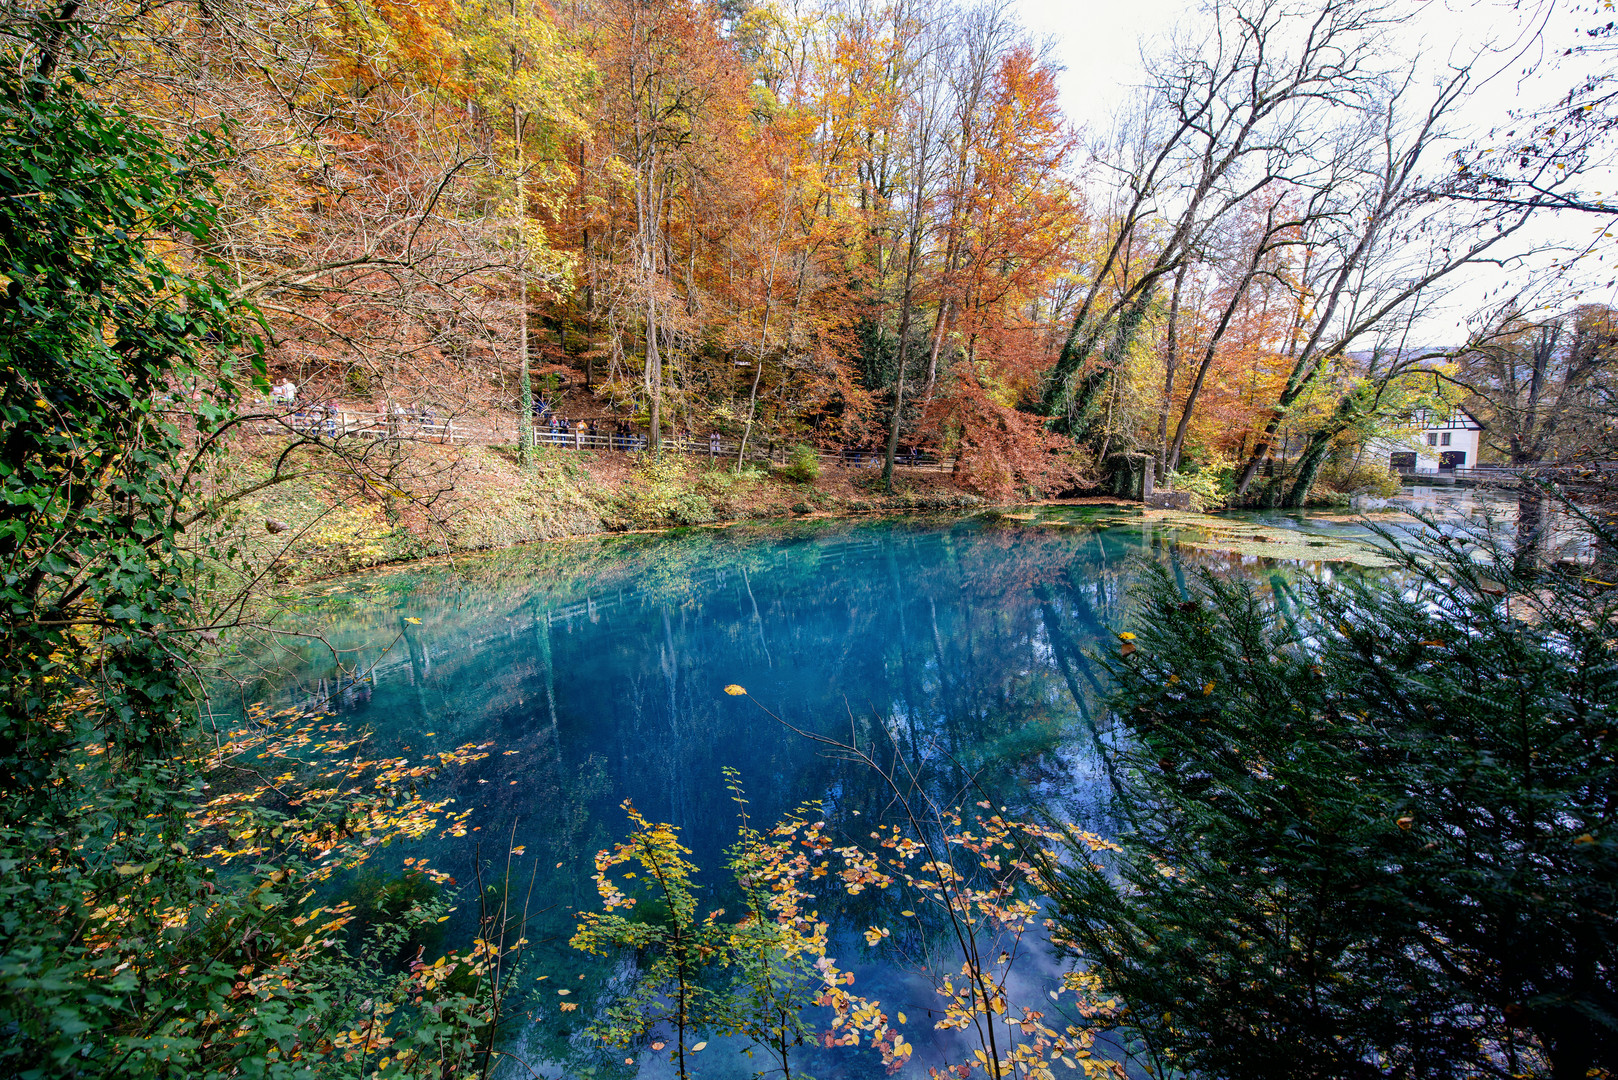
[
  {"left": 781, "top": 443, "right": 821, "bottom": 483},
  {"left": 696, "top": 467, "right": 735, "bottom": 495},
  {"left": 0, "top": 42, "right": 505, "bottom": 1078},
  {"left": 1319, "top": 455, "right": 1403, "bottom": 498},
  {"left": 669, "top": 493, "right": 716, "bottom": 526},
  {"left": 1048, "top": 515, "right": 1618, "bottom": 1077},
  {"left": 1164, "top": 469, "right": 1229, "bottom": 511}
]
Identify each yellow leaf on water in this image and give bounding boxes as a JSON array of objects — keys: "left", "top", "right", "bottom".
[
  {"left": 723, "top": 684, "right": 747, "bottom": 696},
  {"left": 405, "top": 617, "right": 421, "bottom": 624},
  {"left": 900, "top": 910, "right": 916, "bottom": 917},
  {"left": 1117, "top": 632, "right": 1136, "bottom": 641},
  {"left": 691, "top": 1041, "right": 708, "bottom": 1052},
  {"left": 898, "top": 1012, "right": 907, "bottom": 1025}
]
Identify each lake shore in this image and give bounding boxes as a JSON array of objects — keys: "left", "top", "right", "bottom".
[{"left": 227, "top": 435, "right": 1141, "bottom": 583}]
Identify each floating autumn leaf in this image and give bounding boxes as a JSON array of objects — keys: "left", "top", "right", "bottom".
[
  {"left": 651, "top": 1041, "right": 666, "bottom": 1051},
  {"left": 405, "top": 617, "right": 422, "bottom": 624},
  {"left": 1396, "top": 816, "right": 1415, "bottom": 830},
  {"left": 1119, "top": 640, "right": 1137, "bottom": 657},
  {"left": 723, "top": 684, "right": 747, "bottom": 696},
  {"left": 1117, "top": 632, "right": 1136, "bottom": 640},
  {"left": 691, "top": 1041, "right": 707, "bottom": 1052}
]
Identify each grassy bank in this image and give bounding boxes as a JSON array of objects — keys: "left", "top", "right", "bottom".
[{"left": 221, "top": 438, "right": 1004, "bottom": 582}]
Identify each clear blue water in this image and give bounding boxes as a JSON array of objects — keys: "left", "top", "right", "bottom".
[{"left": 224, "top": 508, "right": 1368, "bottom": 1077}]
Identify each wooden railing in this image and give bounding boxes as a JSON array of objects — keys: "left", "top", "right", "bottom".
[
  {"left": 1398, "top": 462, "right": 1618, "bottom": 481},
  {"left": 272, "top": 409, "right": 478, "bottom": 443},
  {"left": 260, "top": 408, "right": 956, "bottom": 471}
]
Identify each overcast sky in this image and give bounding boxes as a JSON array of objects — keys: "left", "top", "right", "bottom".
[{"left": 1008, "top": 0, "right": 1618, "bottom": 342}]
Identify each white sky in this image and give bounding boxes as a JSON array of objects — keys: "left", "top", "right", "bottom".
[{"left": 1009, "top": 0, "right": 1618, "bottom": 343}]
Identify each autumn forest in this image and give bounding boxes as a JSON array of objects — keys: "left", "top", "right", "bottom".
[
  {"left": 33, "top": 0, "right": 1615, "bottom": 504},
  {"left": 2, "top": 0, "right": 1617, "bottom": 1078}
]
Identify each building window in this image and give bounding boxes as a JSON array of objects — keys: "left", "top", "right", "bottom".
[
  {"left": 1441, "top": 432, "right": 1451, "bottom": 446},
  {"left": 1427, "top": 433, "right": 1438, "bottom": 446}
]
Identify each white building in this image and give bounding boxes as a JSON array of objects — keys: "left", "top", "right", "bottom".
[{"left": 1379, "top": 407, "right": 1485, "bottom": 472}]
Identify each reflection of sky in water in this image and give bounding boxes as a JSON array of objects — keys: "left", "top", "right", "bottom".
[{"left": 222, "top": 510, "right": 1450, "bottom": 1078}]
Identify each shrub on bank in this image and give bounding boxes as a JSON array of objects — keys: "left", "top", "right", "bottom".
[
  {"left": 1164, "top": 468, "right": 1230, "bottom": 511},
  {"left": 1048, "top": 514, "right": 1618, "bottom": 1077},
  {"left": 782, "top": 443, "right": 821, "bottom": 483}
]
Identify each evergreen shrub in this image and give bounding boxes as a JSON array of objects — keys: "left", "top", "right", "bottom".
[{"left": 1049, "top": 516, "right": 1618, "bottom": 1079}]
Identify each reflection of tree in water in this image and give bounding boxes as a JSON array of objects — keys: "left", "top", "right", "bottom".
[
  {"left": 227, "top": 515, "right": 1324, "bottom": 1074},
  {"left": 239, "top": 518, "right": 1167, "bottom": 846}
]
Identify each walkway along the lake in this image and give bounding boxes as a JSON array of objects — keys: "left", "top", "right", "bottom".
[{"left": 255, "top": 407, "right": 959, "bottom": 473}]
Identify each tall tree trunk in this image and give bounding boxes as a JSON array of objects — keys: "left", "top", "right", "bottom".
[
  {"left": 645, "top": 291, "right": 661, "bottom": 454},
  {"left": 1515, "top": 480, "right": 1548, "bottom": 575},
  {"left": 883, "top": 251, "right": 919, "bottom": 492},
  {"left": 1283, "top": 428, "right": 1335, "bottom": 508},
  {"left": 737, "top": 225, "right": 785, "bottom": 470},
  {"left": 736, "top": 361, "right": 763, "bottom": 472},
  {"left": 1235, "top": 413, "right": 1283, "bottom": 496},
  {"left": 922, "top": 298, "right": 950, "bottom": 403},
  {"left": 515, "top": 104, "right": 533, "bottom": 468},
  {"left": 1156, "top": 262, "right": 1186, "bottom": 481}
]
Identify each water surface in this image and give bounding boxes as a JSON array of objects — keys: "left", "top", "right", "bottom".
[{"left": 227, "top": 509, "right": 1373, "bottom": 1077}]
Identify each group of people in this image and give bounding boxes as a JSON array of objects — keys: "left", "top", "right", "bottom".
[
  {"left": 380, "top": 400, "right": 438, "bottom": 434},
  {"left": 534, "top": 399, "right": 734, "bottom": 455},
  {"left": 838, "top": 446, "right": 927, "bottom": 468},
  {"left": 539, "top": 414, "right": 652, "bottom": 452},
  {"left": 263, "top": 379, "right": 444, "bottom": 439}
]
